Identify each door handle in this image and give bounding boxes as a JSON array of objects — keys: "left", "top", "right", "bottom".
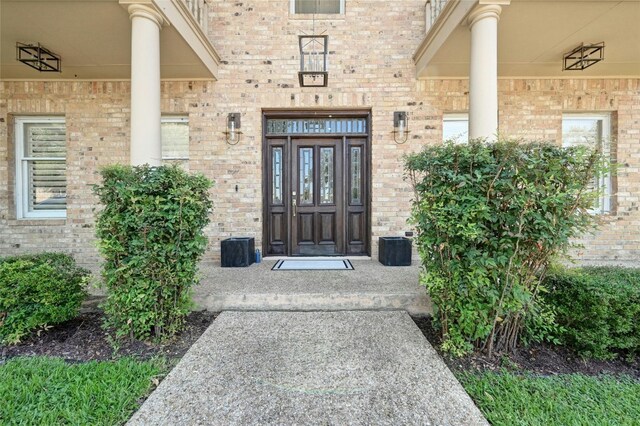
[{"left": 292, "top": 197, "right": 297, "bottom": 217}]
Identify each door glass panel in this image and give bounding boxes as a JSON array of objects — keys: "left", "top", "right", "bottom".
[
  {"left": 272, "top": 147, "right": 283, "bottom": 204},
  {"left": 350, "top": 147, "right": 362, "bottom": 205},
  {"left": 320, "top": 147, "right": 334, "bottom": 204},
  {"left": 300, "top": 147, "right": 313, "bottom": 204}
]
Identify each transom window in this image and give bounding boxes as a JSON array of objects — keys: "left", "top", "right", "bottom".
[
  {"left": 443, "top": 113, "right": 469, "bottom": 144},
  {"left": 291, "top": 0, "right": 344, "bottom": 14},
  {"left": 266, "top": 117, "right": 366, "bottom": 135},
  {"left": 161, "top": 116, "right": 189, "bottom": 170},
  {"left": 562, "top": 113, "right": 612, "bottom": 214},
  {"left": 15, "top": 117, "right": 66, "bottom": 219}
]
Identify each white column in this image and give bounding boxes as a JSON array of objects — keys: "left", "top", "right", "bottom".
[
  {"left": 467, "top": 4, "right": 502, "bottom": 141},
  {"left": 128, "top": 4, "right": 164, "bottom": 166}
]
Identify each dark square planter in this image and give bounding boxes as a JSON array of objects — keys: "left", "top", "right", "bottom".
[
  {"left": 221, "top": 237, "right": 255, "bottom": 267},
  {"left": 378, "top": 237, "right": 412, "bottom": 266}
]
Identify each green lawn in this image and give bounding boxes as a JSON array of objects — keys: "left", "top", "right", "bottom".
[
  {"left": 460, "top": 371, "right": 640, "bottom": 426},
  {"left": 0, "top": 357, "right": 166, "bottom": 426},
  {"left": 3, "top": 356, "right": 638, "bottom": 425}
]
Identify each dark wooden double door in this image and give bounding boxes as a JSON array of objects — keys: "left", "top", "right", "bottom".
[{"left": 265, "top": 136, "right": 368, "bottom": 256}]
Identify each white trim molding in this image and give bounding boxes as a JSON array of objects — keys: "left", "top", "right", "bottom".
[{"left": 413, "top": 0, "right": 475, "bottom": 79}]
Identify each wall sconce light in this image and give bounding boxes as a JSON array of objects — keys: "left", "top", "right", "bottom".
[
  {"left": 393, "top": 111, "right": 409, "bottom": 144},
  {"left": 16, "top": 42, "right": 61, "bottom": 72},
  {"left": 224, "top": 113, "right": 242, "bottom": 145}
]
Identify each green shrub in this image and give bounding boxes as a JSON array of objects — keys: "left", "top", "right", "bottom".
[
  {"left": 0, "top": 253, "right": 89, "bottom": 344},
  {"left": 544, "top": 266, "right": 640, "bottom": 359},
  {"left": 94, "top": 164, "right": 212, "bottom": 342},
  {"left": 405, "top": 140, "right": 606, "bottom": 356}
]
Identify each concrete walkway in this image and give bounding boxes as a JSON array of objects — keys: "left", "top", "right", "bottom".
[{"left": 128, "top": 311, "right": 488, "bottom": 425}]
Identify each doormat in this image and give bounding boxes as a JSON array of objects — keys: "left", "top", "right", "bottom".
[{"left": 271, "top": 259, "right": 354, "bottom": 271}]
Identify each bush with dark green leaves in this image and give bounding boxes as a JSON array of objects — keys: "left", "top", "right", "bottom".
[
  {"left": 0, "top": 253, "right": 88, "bottom": 344},
  {"left": 544, "top": 266, "right": 640, "bottom": 360},
  {"left": 94, "top": 164, "right": 212, "bottom": 342},
  {"left": 405, "top": 140, "right": 606, "bottom": 356}
]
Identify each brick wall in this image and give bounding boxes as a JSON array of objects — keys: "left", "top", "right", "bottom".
[
  {"left": 206, "top": 0, "right": 428, "bottom": 260},
  {"left": 0, "top": 81, "right": 217, "bottom": 270},
  {"left": 415, "top": 78, "right": 640, "bottom": 265},
  {"left": 1, "top": 0, "right": 638, "bottom": 267}
]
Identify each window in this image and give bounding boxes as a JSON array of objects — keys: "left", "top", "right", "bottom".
[
  {"left": 443, "top": 113, "right": 469, "bottom": 144},
  {"left": 161, "top": 116, "right": 189, "bottom": 169},
  {"left": 15, "top": 117, "right": 66, "bottom": 219},
  {"left": 291, "top": 0, "right": 344, "bottom": 14},
  {"left": 562, "top": 113, "right": 612, "bottom": 214},
  {"left": 266, "top": 117, "right": 366, "bottom": 135}
]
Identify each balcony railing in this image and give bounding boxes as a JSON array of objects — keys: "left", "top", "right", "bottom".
[
  {"left": 425, "top": 0, "right": 447, "bottom": 33},
  {"left": 182, "top": 0, "right": 209, "bottom": 33}
]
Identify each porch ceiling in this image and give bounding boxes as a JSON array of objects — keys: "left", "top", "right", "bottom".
[
  {"left": 419, "top": 0, "right": 640, "bottom": 78},
  {"left": 0, "top": 0, "right": 212, "bottom": 80}
]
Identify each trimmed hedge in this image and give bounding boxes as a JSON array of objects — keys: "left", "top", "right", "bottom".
[
  {"left": 94, "top": 164, "right": 212, "bottom": 342},
  {"left": 405, "top": 140, "right": 604, "bottom": 356},
  {"left": 544, "top": 267, "right": 640, "bottom": 360},
  {"left": 0, "top": 253, "right": 89, "bottom": 344}
]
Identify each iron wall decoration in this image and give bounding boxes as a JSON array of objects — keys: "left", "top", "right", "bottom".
[
  {"left": 298, "top": 35, "right": 328, "bottom": 87},
  {"left": 16, "top": 42, "right": 61, "bottom": 73},
  {"left": 563, "top": 42, "right": 605, "bottom": 71}
]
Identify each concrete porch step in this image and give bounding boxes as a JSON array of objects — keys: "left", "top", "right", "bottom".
[{"left": 193, "top": 260, "right": 431, "bottom": 316}]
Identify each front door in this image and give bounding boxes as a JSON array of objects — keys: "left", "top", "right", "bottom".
[
  {"left": 291, "top": 138, "right": 343, "bottom": 255},
  {"left": 263, "top": 112, "right": 370, "bottom": 257}
]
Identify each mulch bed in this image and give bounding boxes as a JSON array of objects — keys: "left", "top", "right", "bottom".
[
  {"left": 412, "top": 316, "right": 640, "bottom": 379},
  {"left": 0, "top": 310, "right": 217, "bottom": 363},
  {"left": 3, "top": 311, "right": 638, "bottom": 380}
]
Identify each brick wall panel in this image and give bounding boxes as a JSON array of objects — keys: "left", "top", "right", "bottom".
[{"left": 1, "top": 1, "right": 638, "bottom": 265}]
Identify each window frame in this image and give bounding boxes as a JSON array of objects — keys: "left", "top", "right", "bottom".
[
  {"left": 15, "top": 116, "right": 67, "bottom": 219},
  {"left": 561, "top": 112, "right": 612, "bottom": 214},
  {"left": 443, "top": 112, "right": 469, "bottom": 144},
  {"left": 160, "top": 115, "right": 189, "bottom": 164},
  {"left": 290, "top": 0, "right": 345, "bottom": 14}
]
